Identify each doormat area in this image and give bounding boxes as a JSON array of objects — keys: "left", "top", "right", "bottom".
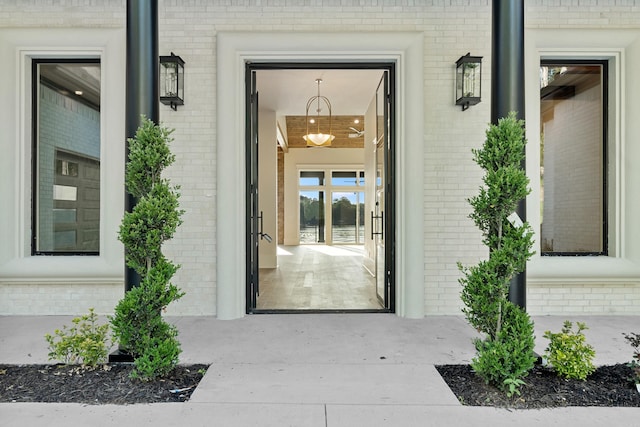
[{"left": 0, "top": 363, "right": 208, "bottom": 404}]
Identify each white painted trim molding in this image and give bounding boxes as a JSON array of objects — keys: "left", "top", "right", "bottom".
[
  {"left": 216, "top": 32, "right": 425, "bottom": 319},
  {"left": 0, "top": 29, "right": 126, "bottom": 284},
  {"left": 525, "top": 29, "right": 640, "bottom": 286}
]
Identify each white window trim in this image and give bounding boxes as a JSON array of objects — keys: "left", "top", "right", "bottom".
[
  {"left": 0, "top": 29, "right": 125, "bottom": 283},
  {"left": 525, "top": 29, "right": 640, "bottom": 284}
]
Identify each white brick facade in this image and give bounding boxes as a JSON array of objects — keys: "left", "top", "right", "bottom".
[{"left": 1, "top": 0, "right": 639, "bottom": 317}]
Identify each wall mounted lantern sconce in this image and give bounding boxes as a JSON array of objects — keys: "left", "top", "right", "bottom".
[
  {"left": 455, "top": 53, "right": 482, "bottom": 111},
  {"left": 159, "top": 52, "right": 185, "bottom": 110}
]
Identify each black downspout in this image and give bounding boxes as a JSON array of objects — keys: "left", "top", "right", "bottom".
[
  {"left": 125, "top": 0, "right": 159, "bottom": 291},
  {"left": 491, "top": 0, "right": 527, "bottom": 309}
]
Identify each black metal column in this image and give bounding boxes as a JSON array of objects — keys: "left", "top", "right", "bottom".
[
  {"left": 491, "top": 0, "right": 527, "bottom": 309},
  {"left": 125, "top": 0, "right": 159, "bottom": 291}
]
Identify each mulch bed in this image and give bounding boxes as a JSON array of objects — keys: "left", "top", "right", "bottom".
[
  {"left": 437, "top": 363, "right": 640, "bottom": 408},
  {"left": 0, "top": 363, "right": 208, "bottom": 404},
  {"left": 3, "top": 362, "right": 639, "bottom": 407}
]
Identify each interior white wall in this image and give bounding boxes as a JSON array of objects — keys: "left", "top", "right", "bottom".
[{"left": 258, "top": 110, "right": 278, "bottom": 268}]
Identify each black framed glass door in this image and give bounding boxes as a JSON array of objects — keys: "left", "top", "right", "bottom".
[
  {"left": 245, "top": 66, "right": 260, "bottom": 312},
  {"left": 245, "top": 62, "right": 395, "bottom": 313}
]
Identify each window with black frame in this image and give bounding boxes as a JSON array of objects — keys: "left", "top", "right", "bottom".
[
  {"left": 539, "top": 60, "right": 607, "bottom": 255},
  {"left": 33, "top": 59, "right": 101, "bottom": 255}
]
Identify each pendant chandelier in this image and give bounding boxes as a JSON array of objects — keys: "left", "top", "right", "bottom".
[{"left": 303, "top": 78, "right": 335, "bottom": 147}]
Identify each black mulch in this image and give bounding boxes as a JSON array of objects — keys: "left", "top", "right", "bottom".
[
  {"left": 436, "top": 363, "right": 640, "bottom": 409},
  {"left": 0, "top": 363, "right": 208, "bottom": 405}
]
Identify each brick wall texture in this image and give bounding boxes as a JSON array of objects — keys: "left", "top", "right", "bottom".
[{"left": 1, "top": 0, "right": 639, "bottom": 316}]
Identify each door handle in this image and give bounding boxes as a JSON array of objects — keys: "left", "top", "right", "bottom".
[
  {"left": 371, "top": 211, "right": 384, "bottom": 240},
  {"left": 258, "top": 211, "right": 273, "bottom": 243}
]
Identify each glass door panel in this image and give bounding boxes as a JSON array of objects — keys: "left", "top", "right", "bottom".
[
  {"left": 299, "top": 190, "right": 325, "bottom": 244},
  {"left": 332, "top": 191, "right": 364, "bottom": 244},
  {"left": 374, "top": 72, "right": 388, "bottom": 305}
]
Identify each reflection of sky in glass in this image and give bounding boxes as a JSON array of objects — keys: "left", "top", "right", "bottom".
[
  {"left": 300, "top": 171, "right": 324, "bottom": 186},
  {"left": 332, "top": 177, "right": 359, "bottom": 186},
  {"left": 300, "top": 190, "right": 320, "bottom": 201},
  {"left": 332, "top": 171, "right": 357, "bottom": 186},
  {"left": 331, "top": 171, "right": 366, "bottom": 186},
  {"left": 332, "top": 191, "right": 362, "bottom": 204},
  {"left": 300, "top": 177, "right": 321, "bottom": 186}
]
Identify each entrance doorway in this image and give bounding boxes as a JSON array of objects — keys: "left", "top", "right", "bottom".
[{"left": 246, "top": 63, "right": 395, "bottom": 313}]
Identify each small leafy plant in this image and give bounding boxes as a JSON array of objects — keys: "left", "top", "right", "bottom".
[
  {"left": 503, "top": 377, "right": 526, "bottom": 398},
  {"left": 45, "top": 308, "right": 110, "bottom": 367},
  {"left": 543, "top": 321, "right": 595, "bottom": 380},
  {"left": 622, "top": 332, "right": 640, "bottom": 385}
]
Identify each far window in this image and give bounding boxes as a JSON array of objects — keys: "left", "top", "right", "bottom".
[
  {"left": 33, "top": 60, "right": 101, "bottom": 254},
  {"left": 539, "top": 60, "right": 607, "bottom": 255}
]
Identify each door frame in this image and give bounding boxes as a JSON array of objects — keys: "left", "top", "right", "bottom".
[
  {"left": 245, "top": 62, "right": 396, "bottom": 314},
  {"left": 216, "top": 32, "right": 425, "bottom": 320}
]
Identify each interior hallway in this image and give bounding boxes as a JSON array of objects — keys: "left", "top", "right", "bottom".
[{"left": 257, "top": 245, "right": 382, "bottom": 310}]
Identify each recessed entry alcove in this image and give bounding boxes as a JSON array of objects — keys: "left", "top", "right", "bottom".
[{"left": 216, "top": 32, "right": 425, "bottom": 319}]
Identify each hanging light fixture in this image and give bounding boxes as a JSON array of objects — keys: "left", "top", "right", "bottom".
[{"left": 303, "top": 78, "right": 335, "bottom": 147}]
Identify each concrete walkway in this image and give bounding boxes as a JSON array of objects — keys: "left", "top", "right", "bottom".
[{"left": 1, "top": 314, "right": 639, "bottom": 426}]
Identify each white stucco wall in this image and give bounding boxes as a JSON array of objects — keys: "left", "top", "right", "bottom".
[{"left": 0, "top": 0, "right": 639, "bottom": 316}]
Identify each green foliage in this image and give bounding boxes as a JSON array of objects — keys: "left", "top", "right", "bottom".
[
  {"left": 110, "top": 117, "right": 184, "bottom": 380},
  {"left": 118, "top": 183, "right": 183, "bottom": 275},
  {"left": 125, "top": 118, "right": 176, "bottom": 199},
  {"left": 543, "top": 321, "right": 596, "bottom": 380},
  {"left": 128, "top": 327, "right": 181, "bottom": 381},
  {"left": 503, "top": 377, "right": 525, "bottom": 398},
  {"left": 110, "top": 259, "right": 183, "bottom": 358},
  {"left": 45, "top": 308, "right": 110, "bottom": 366},
  {"left": 622, "top": 332, "right": 640, "bottom": 384},
  {"left": 458, "top": 112, "right": 536, "bottom": 396},
  {"left": 471, "top": 303, "right": 537, "bottom": 395}
]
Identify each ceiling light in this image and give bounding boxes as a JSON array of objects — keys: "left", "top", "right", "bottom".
[
  {"left": 354, "top": 119, "right": 360, "bottom": 124},
  {"left": 75, "top": 90, "right": 83, "bottom": 96},
  {"left": 303, "top": 79, "right": 335, "bottom": 147}
]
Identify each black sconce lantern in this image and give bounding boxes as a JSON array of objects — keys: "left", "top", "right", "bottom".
[
  {"left": 455, "top": 53, "right": 482, "bottom": 111},
  {"left": 159, "top": 52, "right": 185, "bottom": 110}
]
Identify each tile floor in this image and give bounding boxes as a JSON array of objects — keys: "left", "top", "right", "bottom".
[{"left": 256, "top": 245, "right": 383, "bottom": 310}]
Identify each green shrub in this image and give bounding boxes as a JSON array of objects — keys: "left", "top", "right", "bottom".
[
  {"left": 472, "top": 302, "right": 537, "bottom": 396},
  {"left": 129, "top": 333, "right": 181, "bottom": 380},
  {"left": 45, "top": 308, "right": 110, "bottom": 366},
  {"left": 543, "top": 321, "right": 595, "bottom": 380},
  {"left": 622, "top": 332, "right": 640, "bottom": 384},
  {"left": 458, "top": 112, "right": 536, "bottom": 396},
  {"left": 111, "top": 260, "right": 183, "bottom": 380},
  {"left": 110, "top": 117, "right": 184, "bottom": 380}
]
